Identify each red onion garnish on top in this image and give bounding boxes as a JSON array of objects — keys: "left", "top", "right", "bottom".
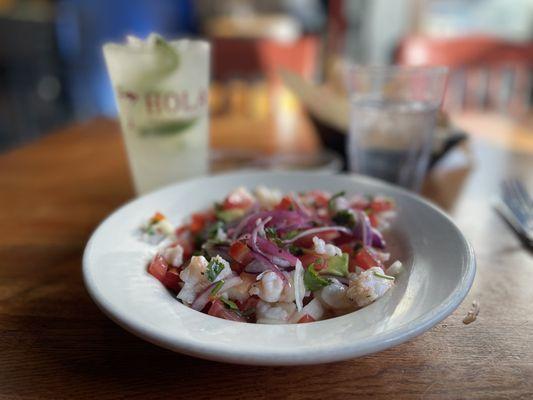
[
  {"left": 357, "top": 211, "right": 372, "bottom": 247},
  {"left": 255, "top": 236, "right": 298, "bottom": 267},
  {"left": 290, "top": 192, "right": 312, "bottom": 217},
  {"left": 233, "top": 210, "right": 311, "bottom": 239},
  {"left": 191, "top": 273, "right": 242, "bottom": 311},
  {"left": 248, "top": 217, "right": 288, "bottom": 281},
  {"left": 191, "top": 282, "right": 217, "bottom": 311},
  {"left": 282, "top": 226, "right": 352, "bottom": 244},
  {"left": 370, "top": 227, "right": 386, "bottom": 249}
]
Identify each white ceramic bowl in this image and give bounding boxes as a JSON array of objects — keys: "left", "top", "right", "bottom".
[{"left": 83, "top": 171, "right": 475, "bottom": 365}]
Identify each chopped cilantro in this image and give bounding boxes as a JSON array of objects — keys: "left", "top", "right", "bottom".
[
  {"left": 373, "top": 272, "right": 395, "bottom": 281},
  {"left": 288, "top": 244, "right": 303, "bottom": 256},
  {"left": 332, "top": 210, "right": 356, "bottom": 228},
  {"left": 210, "top": 280, "right": 224, "bottom": 296},
  {"left": 207, "top": 221, "right": 225, "bottom": 239},
  {"left": 194, "top": 234, "right": 205, "bottom": 249},
  {"left": 220, "top": 297, "right": 239, "bottom": 310},
  {"left": 282, "top": 230, "right": 300, "bottom": 240},
  {"left": 206, "top": 257, "right": 226, "bottom": 282},
  {"left": 265, "top": 227, "right": 277, "bottom": 238},
  {"left": 304, "top": 264, "right": 331, "bottom": 291}
]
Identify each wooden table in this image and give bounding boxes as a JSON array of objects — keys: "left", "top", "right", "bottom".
[{"left": 0, "top": 112, "right": 532, "bottom": 399}]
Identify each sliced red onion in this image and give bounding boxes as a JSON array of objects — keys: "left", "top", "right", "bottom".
[
  {"left": 321, "top": 275, "right": 350, "bottom": 285},
  {"left": 276, "top": 222, "right": 314, "bottom": 236},
  {"left": 294, "top": 260, "right": 304, "bottom": 311},
  {"left": 357, "top": 211, "right": 372, "bottom": 247},
  {"left": 248, "top": 218, "right": 288, "bottom": 279},
  {"left": 247, "top": 218, "right": 287, "bottom": 278},
  {"left": 256, "top": 236, "right": 298, "bottom": 267},
  {"left": 370, "top": 228, "right": 386, "bottom": 249},
  {"left": 191, "top": 282, "right": 216, "bottom": 311},
  {"left": 352, "top": 211, "right": 385, "bottom": 249},
  {"left": 217, "top": 275, "right": 243, "bottom": 293},
  {"left": 244, "top": 259, "right": 268, "bottom": 273},
  {"left": 290, "top": 192, "right": 312, "bottom": 217},
  {"left": 248, "top": 217, "right": 273, "bottom": 262},
  {"left": 190, "top": 274, "right": 242, "bottom": 311},
  {"left": 202, "top": 242, "right": 230, "bottom": 259},
  {"left": 233, "top": 210, "right": 310, "bottom": 238},
  {"left": 283, "top": 226, "right": 352, "bottom": 244}
]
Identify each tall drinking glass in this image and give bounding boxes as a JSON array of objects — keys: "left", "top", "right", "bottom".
[
  {"left": 103, "top": 34, "right": 210, "bottom": 194},
  {"left": 347, "top": 66, "right": 447, "bottom": 191}
]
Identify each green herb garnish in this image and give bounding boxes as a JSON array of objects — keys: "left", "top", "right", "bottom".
[
  {"left": 282, "top": 230, "right": 300, "bottom": 240},
  {"left": 193, "top": 233, "right": 205, "bottom": 250},
  {"left": 332, "top": 210, "right": 356, "bottom": 228},
  {"left": 288, "top": 244, "right": 304, "bottom": 256},
  {"left": 304, "top": 264, "right": 331, "bottom": 291},
  {"left": 220, "top": 297, "right": 239, "bottom": 310},
  {"left": 206, "top": 257, "right": 226, "bottom": 282},
  {"left": 210, "top": 280, "right": 225, "bottom": 296},
  {"left": 207, "top": 221, "right": 225, "bottom": 239},
  {"left": 265, "top": 227, "right": 277, "bottom": 238},
  {"left": 373, "top": 272, "right": 395, "bottom": 281},
  {"left": 328, "top": 191, "right": 346, "bottom": 211}
]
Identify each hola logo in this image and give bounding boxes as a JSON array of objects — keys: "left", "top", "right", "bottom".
[{"left": 117, "top": 88, "right": 208, "bottom": 129}]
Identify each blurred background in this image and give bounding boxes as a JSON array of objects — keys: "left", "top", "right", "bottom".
[{"left": 0, "top": 0, "right": 531, "bottom": 152}]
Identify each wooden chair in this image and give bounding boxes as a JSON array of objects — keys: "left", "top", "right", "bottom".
[{"left": 397, "top": 35, "right": 533, "bottom": 114}]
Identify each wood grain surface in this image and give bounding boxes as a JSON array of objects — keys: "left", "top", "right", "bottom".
[{"left": 0, "top": 113, "right": 532, "bottom": 400}]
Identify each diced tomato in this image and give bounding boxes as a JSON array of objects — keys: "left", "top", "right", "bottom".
[
  {"left": 339, "top": 243, "right": 355, "bottom": 255},
  {"left": 351, "top": 197, "right": 370, "bottom": 210},
  {"left": 160, "top": 266, "right": 182, "bottom": 291},
  {"left": 348, "top": 256, "right": 358, "bottom": 273},
  {"left": 230, "top": 261, "right": 245, "bottom": 274},
  {"left": 175, "top": 225, "right": 189, "bottom": 236},
  {"left": 148, "top": 254, "right": 168, "bottom": 281},
  {"left": 240, "top": 296, "right": 259, "bottom": 313},
  {"left": 299, "top": 253, "right": 327, "bottom": 270},
  {"left": 189, "top": 212, "right": 208, "bottom": 234},
  {"left": 208, "top": 299, "right": 246, "bottom": 322},
  {"left": 370, "top": 198, "right": 394, "bottom": 212},
  {"left": 354, "top": 247, "right": 381, "bottom": 270},
  {"left": 274, "top": 196, "right": 294, "bottom": 211},
  {"left": 229, "top": 241, "right": 254, "bottom": 265},
  {"left": 297, "top": 314, "right": 316, "bottom": 323},
  {"left": 308, "top": 190, "right": 330, "bottom": 208},
  {"left": 223, "top": 189, "right": 254, "bottom": 210},
  {"left": 295, "top": 230, "right": 340, "bottom": 248},
  {"left": 369, "top": 213, "right": 379, "bottom": 228}
]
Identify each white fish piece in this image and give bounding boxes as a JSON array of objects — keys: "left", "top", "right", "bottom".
[
  {"left": 249, "top": 271, "right": 284, "bottom": 303},
  {"left": 347, "top": 267, "right": 393, "bottom": 307}
]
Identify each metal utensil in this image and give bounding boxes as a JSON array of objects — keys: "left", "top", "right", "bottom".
[{"left": 495, "top": 178, "right": 533, "bottom": 247}]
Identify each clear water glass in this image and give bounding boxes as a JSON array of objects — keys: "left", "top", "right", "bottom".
[{"left": 347, "top": 66, "right": 447, "bottom": 191}]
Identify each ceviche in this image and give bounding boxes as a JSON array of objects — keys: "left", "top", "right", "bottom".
[{"left": 143, "top": 186, "right": 402, "bottom": 324}]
